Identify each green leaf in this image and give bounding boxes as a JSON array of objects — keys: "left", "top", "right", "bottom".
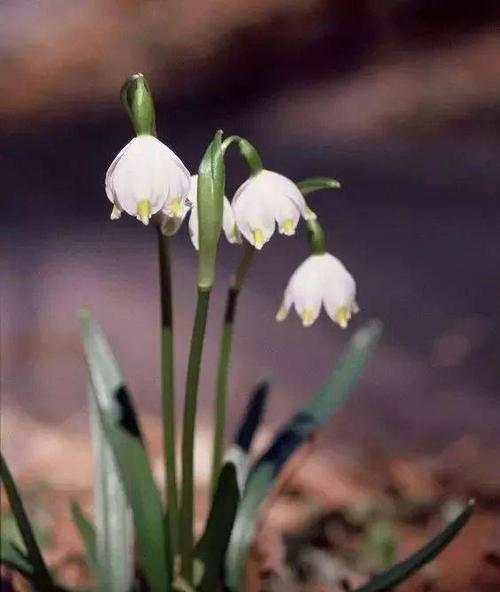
[
  {"left": 1, "top": 537, "right": 33, "bottom": 579},
  {"left": 0, "top": 453, "right": 55, "bottom": 591},
  {"left": 224, "top": 380, "right": 269, "bottom": 492},
  {"left": 79, "top": 313, "right": 170, "bottom": 592},
  {"left": 89, "top": 391, "right": 134, "bottom": 591},
  {"left": 296, "top": 177, "right": 341, "bottom": 195},
  {"left": 225, "top": 321, "right": 382, "bottom": 591},
  {"left": 197, "top": 130, "right": 225, "bottom": 289},
  {"left": 79, "top": 309, "right": 135, "bottom": 592},
  {"left": 352, "top": 500, "right": 475, "bottom": 592},
  {"left": 234, "top": 379, "right": 269, "bottom": 453},
  {"left": 196, "top": 463, "right": 240, "bottom": 592},
  {"left": 70, "top": 502, "right": 97, "bottom": 574}
]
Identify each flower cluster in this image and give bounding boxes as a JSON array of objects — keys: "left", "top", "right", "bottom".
[{"left": 106, "top": 128, "right": 358, "bottom": 328}]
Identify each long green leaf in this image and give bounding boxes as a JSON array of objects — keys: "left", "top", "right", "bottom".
[
  {"left": 90, "top": 393, "right": 134, "bottom": 592},
  {"left": 224, "top": 380, "right": 269, "bottom": 491},
  {"left": 225, "top": 321, "right": 382, "bottom": 591},
  {"left": 0, "top": 537, "right": 33, "bottom": 579},
  {"left": 79, "top": 310, "right": 135, "bottom": 592},
  {"left": 0, "top": 453, "right": 55, "bottom": 591},
  {"left": 196, "top": 463, "right": 240, "bottom": 592},
  {"left": 79, "top": 313, "right": 170, "bottom": 592},
  {"left": 352, "top": 500, "right": 475, "bottom": 592},
  {"left": 233, "top": 379, "right": 269, "bottom": 454},
  {"left": 70, "top": 502, "right": 97, "bottom": 574},
  {"left": 296, "top": 177, "right": 341, "bottom": 195}
]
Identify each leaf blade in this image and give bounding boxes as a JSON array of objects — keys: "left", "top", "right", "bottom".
[
  {"left": 296, "top": 177, "right": 341, "bottom": 195},
  {"left": 196, "top": 463, "right": 240, "bottom": 592},
  {"left": 70, "top": 502, "right": 97, "bottom": 575},
  {"left": 225, "top": 321, "right": 382, "bottom": 591},
  {"left": 0, "top": 453, "right": 55, "bottom": 591},
  {"left": 352, "top": 500, "right": 475, "bottom": 592},
  {"left": 79, "top": 313, "right": 170, "bottom": 592}
]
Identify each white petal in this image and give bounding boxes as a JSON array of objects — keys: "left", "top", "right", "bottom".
[
  {"left": 273, "top": 193, "right": 301, "bottom": 236},
  {"left": 232, "top": 176, "right": 275, "bottom": 248},
  {"left": 276, "top": 284, "right": 294, "bottom": 321},
  {"left": 106, "top": 135, "right": 190, "bottom": 218},
  {"left": 321, "top": 254, "right": 357, "bottom": 325},
  {"left": 280, "top": 255, "right": 327, "bottom": 326},
  {"left": 289, "top": 258, "right": 325, "bottom": 326},
  {"left": 222, "top": 197, "right": 241, "bottom": 244}
]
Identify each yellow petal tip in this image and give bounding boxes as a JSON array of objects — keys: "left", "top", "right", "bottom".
[
  {"left": 110, "top": 205, "right": 122, "bottom": 220},
  {"left": 276, "top": 305, "right": 288, "bottom": 322},
  {"left": 252, "top": 228, "right": 265, "bottom": 249},
  {"left": 301, "top": 308, "right": 315, "bottom": 327},
  {"left": 280, "top": 218, "right": 295, "bottom": 236},
  {"left": 334, "top": 306, "right": 350, "bottom": 329},
  {"left": 136, "top": 199, "right": 152, "bottom": 225}
]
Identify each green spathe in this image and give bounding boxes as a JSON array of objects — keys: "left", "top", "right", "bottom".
[
  {"left": 197, "top": 130, "right": 225, "bottom": 289},
  {"left": 121, "top": 73, "right": 156, "bottom": 137}
]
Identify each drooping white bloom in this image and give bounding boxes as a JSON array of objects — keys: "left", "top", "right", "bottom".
[
  {"left": 276, "top": 253, "right": 359, "bottom": 328},
  {"left": 105, "top": 135, "right": 191, "bottom": 225},
  {"left": 232, "top": 169, "right": 316, "bottom": 249},
  {"left": 162, "top": 175, "right": 241, "bottom": 250}
]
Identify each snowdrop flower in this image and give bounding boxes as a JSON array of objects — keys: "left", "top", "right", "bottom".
[
  {"left": 105, "top": 135, "right": 191, "bottom": 225},
  {"left": 276, "top": 253, "right": 359, "bottom": 328},
  {"left": 162, "top": 175, "right": 241, "bottom": 250},
  {"left": 232, "top": 169, "right": 316, "bottom": 249}
]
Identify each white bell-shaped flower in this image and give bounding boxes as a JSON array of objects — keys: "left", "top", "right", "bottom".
[
  {"left": 105, "top": 135, "right": 191, "bottom": 225},
  {"left": 186, "top": 175, "right": 241, "bottom": 250},
  {"left": 276, "top": 253, "right": 359, "bottom": 328},
  {"left": 232, "top": 169, "right": 316, "bottom": 249}
]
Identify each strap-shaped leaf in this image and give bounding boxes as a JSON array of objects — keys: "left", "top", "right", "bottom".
[
  {"left": 0, "top": 453, "right": 55, "bottom": 591},
  {"left": 352, "top": 500, "right": 475, "bottom": 592},
  {"left": 70, "top": 502, "right": 97, "bottom": 574},
  {"left": 224, "top": 380, "right": 269, "bottom": 491},
  {"left": 0, "top": 537, "right": 33, "bottom": 579},
  {"left": 197, "top": 130, "right": 225, "bottom": 289},
  {"left": 234, "top": 379, "right": 269, "bottom": 453},
  {"left": 196, "top": 463, "right": 240, "bottom": 592},
  {"left": 296, "top": 177, "right": 341, "bottom": 195},
  {"left": 225, "top": 321, "right": 382, "bottom": 591},
  {"left": 89, "top": 392, "right": 134, "bottom": 592},
  {"left": 80, "top": 313, "right": 170, "bottom": 592},
  {"left": 79, "top": 310, "right": 135, "bottom": 592}
]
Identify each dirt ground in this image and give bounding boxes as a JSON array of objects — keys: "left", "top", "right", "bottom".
[{"left": 1, "top": 411, "right": 499, "bottom": 592}]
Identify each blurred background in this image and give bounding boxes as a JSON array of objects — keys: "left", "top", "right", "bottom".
[{"left": 1, "top": 1, "right": 500, "bottom": 588}]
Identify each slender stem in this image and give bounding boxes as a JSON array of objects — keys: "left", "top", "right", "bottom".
[
  {"left": 157, "top": 229, "right": 179, "bottom": 559},
  {"left": 210, "top": 244, "right": 255, "bottom": 494},
  {"left": 0, "top": 453, "right": 54, "bottom": 591},
  {"left": 180, "top": 287, "right": 211, "bottom": 581}
]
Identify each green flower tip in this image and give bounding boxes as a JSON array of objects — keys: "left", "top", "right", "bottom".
[
  {"left": 78, "top": 309, "right": 91, "bottom": 322},
  {"left": 120, "top": 73, "right": 156, "bottom": 136}
]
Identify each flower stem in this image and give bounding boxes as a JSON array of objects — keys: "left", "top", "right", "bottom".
[
  {"left": 180, "top": 287, "right": 211, "bottom": 581},
  {"left": 157, "top": 229, "right": 179, "bottom": 560},
  {"left": 210, "top": 244, "right": 254, "bottom": 494}
]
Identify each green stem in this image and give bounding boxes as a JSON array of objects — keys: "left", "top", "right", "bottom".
[
  {"left": 180, "top": 287, "right": 211, "bottom": 581},
  {"left": 306, "top": 218, "right": 327, "bottom": 255},
  {"left": 210, "top": 244, "right": 255, "bottom": 494},
  {"left": 0, "top": 453, "right": 55, "bottom": 591},
  {"left": 157, "top": 229, "right": 179, "bottom": 559},
  {"left": 221, "top": 136, "right": 263, "bottom": 176}
]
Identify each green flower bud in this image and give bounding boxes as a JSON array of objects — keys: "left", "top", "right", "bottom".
[
  {"left": 120, "top": 73, "right": 156, "bottom": 137},
  {"left": 197, "top": 130, "right": 225, "bottom": 289}
]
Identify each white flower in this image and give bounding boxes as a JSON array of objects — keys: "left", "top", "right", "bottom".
[
  {"left": 162, "top": 175, "right": 241, "bottom": 250},
  {"left": 232, "top": 169, "right": 316, "bottom": 249},
  {"left": 105, "top": 135, "right": 191, "bottom": 225},
  {"left": 276, "top": 253, "right": 359, "bottom": 328}
]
